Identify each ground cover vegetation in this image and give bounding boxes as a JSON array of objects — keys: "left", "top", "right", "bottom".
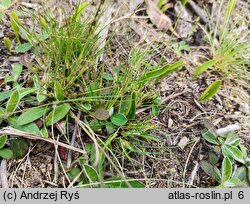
[{"left": 0, "top": 0, "right": 249, "bottom": 188}]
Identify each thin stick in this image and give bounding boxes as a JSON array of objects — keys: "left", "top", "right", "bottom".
[
  {"left": 0, "top": 127, "right": 86, "bottom": 155},
  {"left": 182, "top": 137, "right": 200, "bottom": 188},
  {"left": 0, "top": 160, "right": 9, "bottom": 188},
  {"left": 67, "top": 111, "right": 81, "bottom": 168}
]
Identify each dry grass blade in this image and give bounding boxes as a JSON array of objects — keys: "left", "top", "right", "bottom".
[{"left": 0, "top": 127, "right": 86, "bottom": 155}]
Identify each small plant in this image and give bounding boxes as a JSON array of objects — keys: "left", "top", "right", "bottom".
[
  {"left": 193, "top": 0, "right": 250, "bottom": 79},
  {"left": 200, "top": 130, "right": 250, "bottom": 187},
  {"left": 0, "top": 3, "right": 184, "bottom": 186},
  {"left": 0, "top": 134, "right": 13, "bottom": 160}
]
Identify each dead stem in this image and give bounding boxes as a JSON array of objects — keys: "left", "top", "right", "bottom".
[
  {"left": 0, "top": 127, "right": 87, "bottom": 155},
  {"left": 0, "top": 160, "right": 9, "bottom": 188}
]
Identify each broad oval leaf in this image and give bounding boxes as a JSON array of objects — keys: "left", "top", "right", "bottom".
[
  {"left": 0, "top": 90, "right": 12, "bottom": 102},
  {"left": 199, "top": 80, "right": 222, "bottom": 101},
  {"left": 200, "top": 160, "right": 221, "bottom": 183},
  {"left": 67, "top": 167, "right": 82, "bottom": 182},
  {"left": 17, "top": 106, "right": 50, "bottom": 126},
  {"left": 8, "top": 116, "right": 41, "bottom": 135},
  {"left": 227, "top": 138, "right": 241, "bottom": 147},
  {"left": 45, "top": 103, "right": 71, "bottom": 126},
  {"left": 234, "top": 166, "right": 248, "bottom": 182},
  {"left": 83, "top": 164, "right": 99, "bottom": 182},
  {"left": 106, "top": 123, "right": 116, "bottom": 134},
  {"left": 222, "top": 144, "right": 245, "bottom": 164},
  {"left": 54, "top": 81, "right": 64, "bottom": 101},
  {"left": 0, "top": 134, "right": 7, "bottom": 149},
  {"left": 212, "top": 166, "right": 222, "bottom": 183},
  {"left": 223, "top": 178, "right": 242, "bottom": 188},
  {"left": 192, "top": 60, "right": 216, "bottom": 80},
  {"left": 0, "top": 148, "right": 13, "bottom": 160},
  {"left": 209, "top": 151, "right": 219, "bottom": 165},
  {"left": 111, "top": 113, "right": 127, "bottom": 126},
  {"left": 19, "top": 88, "right": 36, "bottom": 99},
  {"left": 10, "top": 138, "right": 29, "bottom": 160},
  {"left": 6, "top": 90, "right": 20, "bottom": 113},
  {"left": 12, "top": 64, "right": 23, "bottom": 81},
  {"left": 15, "top": 42, "right": 32, "bottom": 53},
  {"left": 201, "top": 130, "right": 219, "bottom": 145},
  {"left": 222, "top": 157, "right": 232, "bottom": 183},
  {"left": 91, "top": 107, "right": 110, "bottom": 120}
]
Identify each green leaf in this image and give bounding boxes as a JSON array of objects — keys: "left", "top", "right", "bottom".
[
  {"left": 15, "top": 42, "right": 32, "bottom": 53},
  {"left": 1, "top": 0, "right": 11, "bottom": 7},
  {"left": 0, "top": 134, "right": 7, "bottom": 149},
  {"left": 8, "top": 116, "right": 41, "bottom": 135},
  {"left": 4, "top": 37, "right": 12, "bottom": 52},
  {"left": 140, "top": 61, "right": 184, "bottom": 84},
  {"left": 40, "top": 126, "right": 49, "bottom": 138},
  {"left": 67, "top": 167, "right": 83, "bottom": 182},
  {"left": 209, "top": 151, "right": 219, "bottom": 165},
  {"left": 222, "top": 157, "right": 232, "bottom": 183},
  {"left": 192, "top": 60, "right": 216, "bottom": 80},
  {"left": 0, "top": 108, "right": 4, "bottom": 124},
  {"left": 0, "top": 148, "right": 13, "bottom": 160},
  {"left": 201, "top": 130, "right": 219, "bottom": 145},
  {"left": 226, "top": 138, "right": 241, "bottom": 147},
  {"left": 200, "top": 160, "right": 221, "bottom": 183},
  {"left": 213, "top": 166, "right": 222, "bottom": 183},
  {"left": 222, "top": 144, "right": 245, "bottom": 164},
  {"left": 45, "top": 103, "right": 71, "bottom": 126},
  {"left": 4, "top": 76, "right": 14, "bottom": 83},
  {"left": 89, "top": 120, "right": 105, "bottom": 132},
  {"left": 10, "top": 138, "right": 29, "bottom": 159},
  {"left": 223, "top": 178, "right": 242, "bottom": 187},
  {"left": 105, "top": 123, "right": 116, "bottom": 134},
  {"left": 0, "top": 90, "right": 12, "bottom": 102},
  {"left": 111, "top": 113, "right": 127, "bottom": 126},
  {"left": 199, "top": 80, "right": 222, "bottom": 101},
  {"left": 6, "top": 90, "right": 20, "bottom": 113},
  {"left": 234, "top": 166, "right": 248, "bottom": 182},
  {"left": 54, "top": 81, "right": 64, "bottom": 101},
  {"left": 17, "top": 107, "right": 50, "bottom": 125},
  {"left": 152, "top": 106, "right": 160, "bottom": 117},
  {"left": 73, "top": 2, "right": 89, "bottom": 22},
  {"left": 181, "top": 0, "right": 189, "bottom": 5},
  {"left": 83, "top": 164, "right": 99, "bottom": 182},
  {"left": 178, "top": 41, "right": 190, "bottom": 52},
  {"left": 126, "top": 91, "right": 136, "bottom": 119},
  {"left": 102, "top": 72, "right": 113, "bottom": 81},
  {"left": 104, "top": 177, "right": 144, "bottom": 188},
  {"left": 91, "top": 107, "right": 110, "bottom": 120},
  {"left": 82, "top": 103, "right": 92, "bottom": 111},
  {"left": 239, "top": 144, "right": 248, "bottom": 159},
  {"left": 10, "top": 11, "right": 20, "bottom": 39},
  {"left": 12, "top": 64, "right": 23, "bottom": 81},
  {"left": 19, "top": 88, "right": 36, "bottom": 99},
  {"left": 0, "top": 13, "right": 4, "bottom": 22}
]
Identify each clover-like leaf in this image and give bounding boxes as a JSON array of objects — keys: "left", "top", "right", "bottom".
[{"left": 111, "top": 113, "right": 127, "bottom": 126}]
